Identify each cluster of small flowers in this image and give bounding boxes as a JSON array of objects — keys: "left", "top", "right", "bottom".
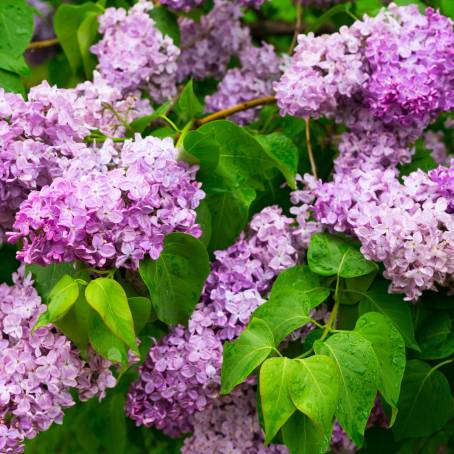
[
  {"left": 178, "top": 0, "right": 250, "bottom": 80},
  {"left": 91, "top": 0, "right": 180, "bottom": 103},
  {"left": 126, "top": 206, "right": 298, "bottom": 435},
  {"left": 159, "top": 0, "right": 204, "bottom": 12},
  {"left": 182, "top": 385, "right": 288, "bottom": 454},
  {"left": 0, "top": 269, "right": 115, "bottom": 453},
  {"left": 8, "top": 136, "right": 204, "bottom": 270},
  {"left": 275, "top": 3, "right": 454, "bottom": 156},
  {"left": 205, "top": 43, "right": 282, "bottom": 124},
  {"left": 0, "top": 75, "right": 151, "bottom": 242},
  {"left": 293, "top": 159, "right": 454, "bottom": 300}
]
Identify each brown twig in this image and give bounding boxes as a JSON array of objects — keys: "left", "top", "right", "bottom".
[
  {"left": 196, "top": 96, "right": 276, "bottom": 126},
  {"left": 305, "top": 117, "right": 318, "bottom": 179},
  {"left": 27, "top": 38, "right": 59, "bottom": 50},
  {"left": 248, "top": 20, "right": 295, "bottom": 39},
  {"left": 289, "top": 2, "right": 303, "bottom": 53}
]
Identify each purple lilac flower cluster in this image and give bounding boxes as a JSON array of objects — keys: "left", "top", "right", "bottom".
[
  {"left": 178, "top": 0, "right": 250, "bottom": 81},
  {"left": 275, "top": 4, "right": 454, "bottom": 146},
  {"left": 126, "top": 206, "right": 298, "bottom": 435},
  {"left": 182, "top": 385, "right": 288, "bottom": 454},
  {"left": 205, "top": 43, "right": 282, "bottom": 124},
  {"left": 0, "top": 77, "right": 150, "bottom": 242},
  {"left": 8, "top": 136, "right": 204, "bottom": 269},
  {"left": 28, "top": 0, "right": 54, "bottom": 41},
  {"left": 91, "top": 1, "right": 180, "bottom": 103},
  {"left": 292, "top": 160, "right": 454, "bottom": 300},
  {"left": 424, "top": 131, "right": 448, "bottom": 165},
  {"left": 0, "top": 269, "right": 115, "bottom": 453}
]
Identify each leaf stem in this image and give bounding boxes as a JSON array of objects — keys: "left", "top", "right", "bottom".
[
  {"left": 196, "top": 96, "right": 276, "bottom": 126},
  {"left": 160, "top": 114, "right": 181, "bottom": 133},
  {"left": 27, "top": 37, "right": 59, "bottom": 50},
  {"left": 289, "top": 1, "right": 302, "bottom": 54},
  {"left": 305, "top": 117, "right": 318, "bottom": 178}
]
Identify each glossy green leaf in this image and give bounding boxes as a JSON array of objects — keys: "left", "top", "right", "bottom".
[
  {"left": 289, "top": 355, "right": 340, "bottom": 435},
  {"left": 358, "top": 281, "right": 419, "bottom": 350},
  {"left": 26, "top": 263, "right": 79, "bottom": 302},
  {"left": 55, "top": 292, "right": 92, "bottom": 353},
  {"left": 269, "top": 265, "right": 331, "bottom": 309},
  {"left": 256, "top": 133, "right": 299, "bottom": 189},
  {"left": 85, "top": 278, "right": 138, "bottom": 354},
  {"left": 221, "top": 318, "right": 275, "bottom": 394},
  {"left": 441, "top": 0, "right": 454, "bottom": 19},
  {"left": 314, "top": 332, "right": 379, "bottom": 445},
  {"left": 0, "top": 0, "right": 34, "bottom": 56},
  {"left": 77, "top": 12, "right": 99, "bottom": 78},
  {"left": 416, "top": 311, "right": 454, "bottom": 360},
  {"left": 54, "top": 2, "right": 102, "bottom": 73},
  {"left": 139, "top": 233, "right": 210, "bottom": 325},
  {"left": 308, "top": 233, "right": 377, "bottom": 278},
  {"left": 0, "top": 68, "right": 25, "bottom": 94},
  {"left": 260, "top": 357, "right": 298, "bottom": 443},
  {"left": 149, "top": 6, "right": 180, "bottom": 45},
  {"left": 282, "top": 411, "right": 331, "bottom": 454},
  {"left": 342, "top": 271, "right": 377, "bottom": 305},
  {"left": 205, "top": 187, "right": 256, "bottom": 251},
  {"left": 393, "top": 360, "right": 454, "bottom": 440},
  {"left": 175, "top": 79, "right": 203, "bottom": 123},
  {"left": 33, "top": 275, "right": 80, "bottom": 331},
  {"left": 128, "top": 296, "right": 153, "bottom": 334},
  {"left": 0, "top": 53, "right": 29, "bottom": 76},
  {"left": 355, "top": 312, "right": 406, "bottom": 425},
  {"left": 88, "top": 309, "right": 129, "bottom": 365},
  {"left": 195, "top": 200, "right": 212, "bottom": 247}
]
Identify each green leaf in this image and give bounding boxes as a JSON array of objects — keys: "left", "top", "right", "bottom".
[
  {"left": 33, "top": 275, "right": 80, "bottom": 331},
  {"left": 358, "top": 281, "right": 419, "bottom": 351},
  {"left": 26, "top": 263, "right": 79, "bottom": 302},
  {"left": 355, "top": 312, "right": 406, "bottom": 425},
  {"left": 175, "top": 79, "right": 203, "bottom": 124},
  {"left": 128, "top": 100, "right": 173, "bottom": 135},
  {"left": 0, "top": 68, "right": 25, "bottom": 95},
  {"left": 269, "top": 265, "right": 331, "bottom": 309},
  {"left": 88, "top": 309, "right": 129, "bottom": 365},
  {"left": 255, "top": 133, "right": 299, "bottom": 189},
  {"left": 341, "top": 271, "right": 377, "bottom": 305},
  {"left": 183, "top": 129, "right": 220, "bottom": 176},
  {"left": 54, "top": 2, "right": 102, "bottom": 74},
  {"left": 77, "top": 12, "right": 99, "bottom": 78},
  {"left": 0, "top": 52, "right": 29, "bottom": 76},
  {"left": 416, "top": 310, "right": 454, "bottom": 360},
  {"left": 205, "top": 187, "right": 256, "bottom": 251},
  {"left": 282, "top": 411, "right": 331, "bottom": 454},
  {"left": 393, "top": 360, "right": 454, "bottom": 441},
  {"left": 189, "top": 120, "right": 276, "bottom": 188},
  {"left": 149, "top": 6, "right": 180, "bottom": 45},
  {"left": 308, "top": 233, "right": 377, "bottom": 278},
  {"left": 139, "top": 233, "right": 210, "bottom": 325},
  {"left": 128, "top": 296, "right": 153, "bottom": 334},
  {"left": 441, "top": 0, "right": 454, "bottom": 19},
  {"left": 55, "top": 292, "right": 92, "bottom": 353},
  {"left": 399, "top": 140, "right": 437, "bottom": 176},
  {"left": 195, "top": 200, "right": 212, "bottom": 247},
  {"left": 85, "top": 278, "right": 138, "bottom": 354},
  {"left": 221, "top": 318, "right": 275, "bottom": 394},
  {"left": 289, "top": 355, "right": 340, "bottom": 436},
  {"left": 253, "top": 266, "right": 330, "bottom": 345},
  {"left": 260, "top": 357, "right": 298, "bottom": 443},
  {"left": 253, "top": 292, "right": 312, "bottom": 345},
  {"left": 0, "top": 0, "right": 34, "bottom": 56},
  {"left": 314, "top": 332, "right": 379, "bottom": 445}
]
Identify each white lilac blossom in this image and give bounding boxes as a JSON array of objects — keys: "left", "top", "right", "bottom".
[
  {"left": 0, "top": 269, "right": 115, "bottom": 453},
  {"left": 275, "top": 4, "right": 454, "bottom": 142},
  {"left": 91, "top": 1, "right": 180, "bottom": 103},
  {"left": 126, "top": 206, "right": 298, "bottom": 435},
  {"left": 178, "top": 0, "right": 250, "bottom": 81},
  {"left": 205, "top": 43, "right": 282, "bottom": 124},
  {"left": 8, "top": 136, "right": 204, "bottom": 270}
]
